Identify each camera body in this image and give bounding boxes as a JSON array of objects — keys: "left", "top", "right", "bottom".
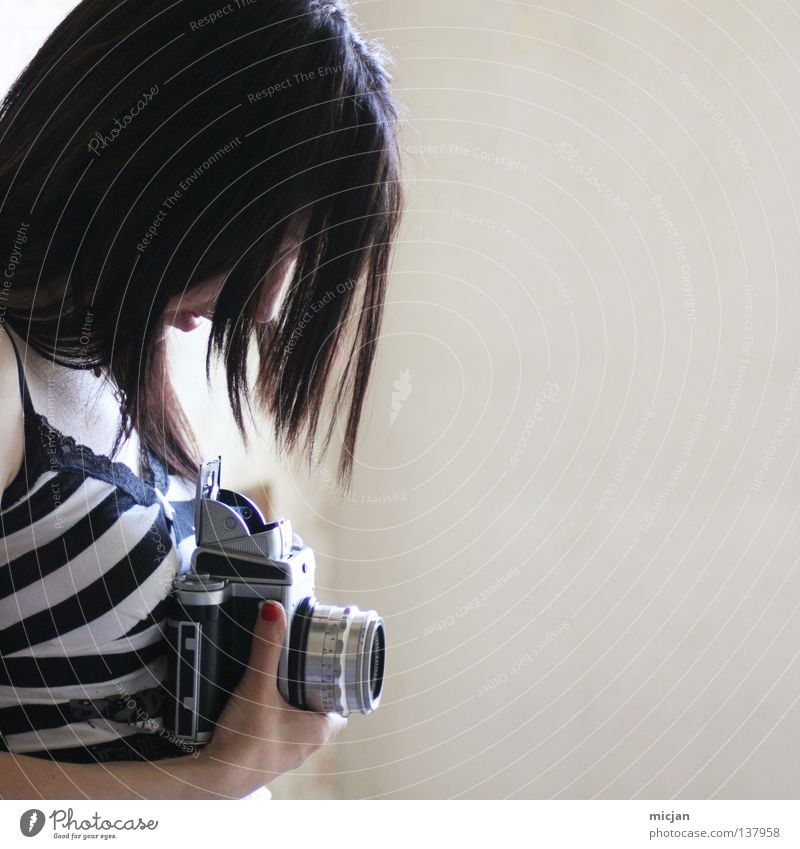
[{"left": 164, "top": 457, "right": 385, "bottom": 746}]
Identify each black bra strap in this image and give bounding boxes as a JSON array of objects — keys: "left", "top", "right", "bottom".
[{"left": 3, "top": 327, "right": 36, "bottom": 418}]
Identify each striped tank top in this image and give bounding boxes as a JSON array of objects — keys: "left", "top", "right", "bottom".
[{"left": 0, "top": 328, "right": 197, "bottom": 758}]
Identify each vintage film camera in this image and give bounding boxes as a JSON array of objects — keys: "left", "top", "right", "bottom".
[{"left": 164, "top": 457, "right": 386, "bottom": 745}]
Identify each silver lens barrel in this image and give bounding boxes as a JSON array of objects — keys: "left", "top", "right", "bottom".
[{"left": 302, "top": 603, "right": 385, "bottom": 716}]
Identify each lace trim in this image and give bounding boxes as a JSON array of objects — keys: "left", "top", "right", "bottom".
[{"left": 32, "top": 410, "right": 171, "bottom": 508}]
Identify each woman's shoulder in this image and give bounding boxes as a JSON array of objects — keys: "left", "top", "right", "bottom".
[{"left": 0, "top": 328, "right": 26, "bottom": 494}]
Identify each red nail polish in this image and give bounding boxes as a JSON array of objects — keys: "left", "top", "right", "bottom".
[{"left": 261, "top": 602, "right": 280, "bottom": 622}]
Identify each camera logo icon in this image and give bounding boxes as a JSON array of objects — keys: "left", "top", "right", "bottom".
[{"left": 19, "top": 810, "right": 46, "bottom": 837}]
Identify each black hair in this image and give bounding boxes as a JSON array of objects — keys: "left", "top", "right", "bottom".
[{"left": 0, "top": 0, "right": 403, "bottom": 485}]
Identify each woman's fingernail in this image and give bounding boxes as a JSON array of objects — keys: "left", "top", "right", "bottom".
[{"left": 261, "top": 601, "right": 281, "bottom": 622}]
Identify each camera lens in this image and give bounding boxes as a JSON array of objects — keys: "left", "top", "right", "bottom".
[
  {"left": 370, "top": 623, "right": 385, "bottom": 701},
  {"left": 289, "top": 599, "right": 386, "bottom": 715}
]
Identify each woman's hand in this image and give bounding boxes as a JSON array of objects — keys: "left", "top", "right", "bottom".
[
  {"left": 0, "top": 604, "right": 344, "bottom": 801},
  {"left": 198, "top": 601, "right": 348, "bottom": 796}
]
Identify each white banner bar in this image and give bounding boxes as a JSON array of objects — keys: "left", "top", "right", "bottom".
[{"left": 0, "top": 799, "right": 798, "bottom": 848}]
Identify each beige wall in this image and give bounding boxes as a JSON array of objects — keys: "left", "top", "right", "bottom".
[
  {"left": 6, "top": 0, "right": 800, "bottom": 800},
  {"left": 314, "top": 0, "right": 800, "bottom": 799}
]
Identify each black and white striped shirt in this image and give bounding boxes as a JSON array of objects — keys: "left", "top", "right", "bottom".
[{"left": 0, "top": 330, "right": 196, "bottom": 756}]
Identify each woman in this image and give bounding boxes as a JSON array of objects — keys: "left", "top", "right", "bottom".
[{"left": 0, "top": 0, "right": 403, "bottom": 798}]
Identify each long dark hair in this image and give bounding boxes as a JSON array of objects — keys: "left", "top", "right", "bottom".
[{"left": 0, "top": 0, "right": 403, "bottom": 486}]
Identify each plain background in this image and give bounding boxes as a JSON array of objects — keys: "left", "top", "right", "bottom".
[{"left": 3, "top": 0, "right": 800, "bottom": 799}]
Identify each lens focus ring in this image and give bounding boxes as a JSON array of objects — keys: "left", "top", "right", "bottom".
[{"left": 299, "top": 602, "right": 385, "bottom": 716}]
